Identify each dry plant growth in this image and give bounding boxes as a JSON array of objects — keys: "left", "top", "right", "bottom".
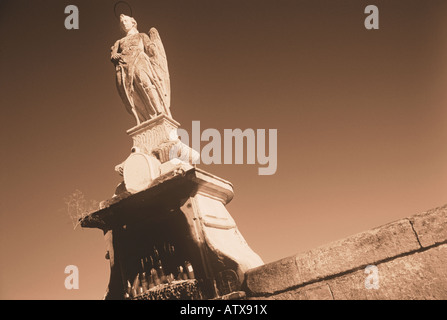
[{"left": 64, "top": 190, "right": 98, "bottom": 229}]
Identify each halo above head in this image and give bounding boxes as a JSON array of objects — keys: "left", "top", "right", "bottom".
[{"left": 114, "top": 1, "right": 133, "bottom": 19}]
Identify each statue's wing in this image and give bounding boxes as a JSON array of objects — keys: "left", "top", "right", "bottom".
[{"left": 148, "top": 27, "right": 171, "bottom": 110}]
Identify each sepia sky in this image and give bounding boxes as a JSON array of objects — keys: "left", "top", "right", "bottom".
[{"left": 0, "top": 0, "right": 446, "bottom": 299}]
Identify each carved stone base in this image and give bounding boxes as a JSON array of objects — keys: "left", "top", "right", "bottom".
[
  {"left": 126, "top": 114, "right": 200, "bottom": 164},
  {"left": 82, "top": 167, "right": 264, "bottom": 300},
  {"left": 115, "top": 115, "right": 200, "bottom": 194},
  {"left": 127, "top": 114, "right": 180, "bottom": 160}
]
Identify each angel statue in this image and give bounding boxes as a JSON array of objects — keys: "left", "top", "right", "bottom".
[{"left": 111, "top": 14, "right": 172, "bottom": 125}]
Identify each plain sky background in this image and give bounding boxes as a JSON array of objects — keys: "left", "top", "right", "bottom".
[{"left": 0, "top": 0, "right": 446, "bottom": 299}]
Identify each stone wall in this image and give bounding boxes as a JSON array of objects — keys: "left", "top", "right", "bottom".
[{"left": 244, "top": 204, "right": 447, "bottom": 300}]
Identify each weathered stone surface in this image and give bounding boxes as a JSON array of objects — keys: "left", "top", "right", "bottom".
[
  {"left": 245, "top": 256, "right": 301, "bottom": 295},
  {"left": 245, "top": 204, "right": 447, "bottom": 299},
  {"left": 245, "top": 218, "right": 420, "bottom": 295},
  {"left": 328, "top": 245, "right": 447, "bottom": 300},
  {"left": 264, "top": 283, "right": 333, "bottom": 300},
  {"left": 180, "top": 192, "right": 263, "bottom": 280},
  {"left": 409, "top": 204, "right": 447, "bottom": 248},
  {"left": 248, "top": 244, "right": 447, "bottom": 300},
  {"left": 127, "top": 115, "right": 179, "bottom": 157},
  {"left": 294, "top": 219, "right": 420, "bottom": 284},
  {"left": 123, "top": 152, "right": 161, "bottom": 194}
]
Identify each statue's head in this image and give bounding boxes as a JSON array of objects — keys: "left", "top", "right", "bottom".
[{"left": 120, "top": 14, "right": 137, "bottom": 33}]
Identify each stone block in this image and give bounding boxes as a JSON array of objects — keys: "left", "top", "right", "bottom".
[
  {"left": 328, "top": 245, "right": 447, "bottom": 300},
  {"left": 267, "top": 283, "right": 333, "bottom": 300},
  {"left": 245, "top": 256, "right": 301, "bottom": 295},
  {"left": 294, "top": 219, "right": 420, "bottom": 284},
  {"left": 245, "top": 218, "right": 420, "bottom": 295},
  {"left": 409, "top": 204, "right": 447, "bottom": 248}
]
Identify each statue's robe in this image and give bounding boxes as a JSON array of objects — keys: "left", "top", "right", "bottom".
[{"left": 114, "top": 33, "right": 170, "bottom": 122}]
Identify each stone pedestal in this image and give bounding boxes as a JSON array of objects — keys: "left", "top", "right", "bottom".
[
  {"left": 125, "top": 114, "right": 199, "bottom": 164},
  {"left": 82, "top": 166, "right": 264, "bottom": 300},
  {"left": 115, "top": 115, "right": 200, "bottom": 194},
  {"left": 127, "top": 115, "right": 179, "bottom": 161},
  {"left": 82, "top": 115, "right": 263, "bottom": 299}
]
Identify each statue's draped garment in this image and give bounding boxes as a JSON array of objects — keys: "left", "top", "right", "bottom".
[{"left": 113, "top": 31, "right": 171, "bottom": 123}]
